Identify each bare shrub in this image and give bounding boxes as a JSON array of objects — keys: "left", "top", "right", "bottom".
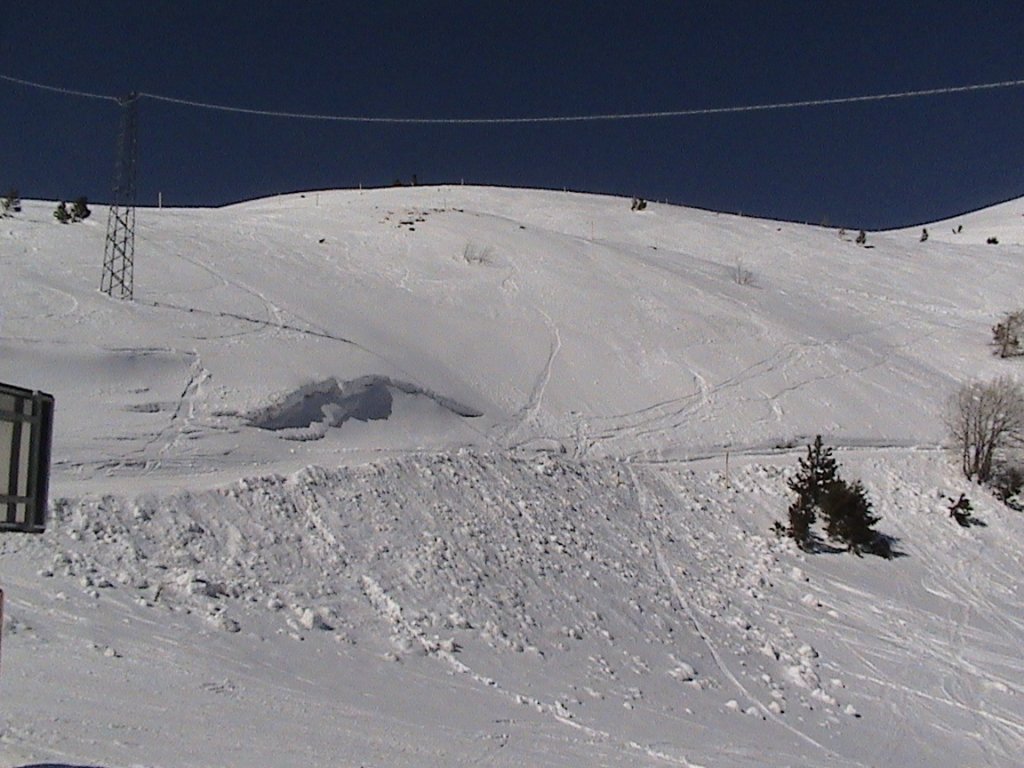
[
  {"left": 992, "top": 310, "right": 1024, "bottom": 358},
  {"left": 731, "top": 258, "right": 755, "bottom": 286},
  {"left": 944, "top": 376, "right": 1024, "bottom": 482},
  {"left": 991, "top": 462, "right": 1024, "bottom": 509},
  {"left": 462, "top": 243, "right": 494, "bottom": 265}
]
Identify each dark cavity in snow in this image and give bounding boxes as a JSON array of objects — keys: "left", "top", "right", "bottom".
[{"left": 249, "top": 376, "right": 481, "bottom": 439}]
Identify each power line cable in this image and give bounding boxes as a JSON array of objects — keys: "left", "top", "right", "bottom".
[
  {"left": 3, "top": 71, "right": 1023, "bottom": 123},
  {"left": 0, "top": 73, "right": 122, "bottom": 103}
]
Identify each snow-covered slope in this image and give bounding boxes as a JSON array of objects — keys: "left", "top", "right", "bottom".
[
  {"left": 1, "top": 187, "right": 1023, "bottom": 767},
  {"left": 3, "top": 186, "right": 1023, "bottom": 491}
]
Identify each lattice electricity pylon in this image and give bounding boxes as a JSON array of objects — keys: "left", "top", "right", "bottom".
[{"left": 101, "top": 93, "right": 139, "bottom": 300}]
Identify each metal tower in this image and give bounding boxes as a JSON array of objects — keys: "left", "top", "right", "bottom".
[{"left": 101, "top": 93, "right": 139, "bottom": 300}]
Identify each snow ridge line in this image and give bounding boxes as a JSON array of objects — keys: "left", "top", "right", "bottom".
[{"left": 628, "top": 465, "right": 856, "bottom": 763}]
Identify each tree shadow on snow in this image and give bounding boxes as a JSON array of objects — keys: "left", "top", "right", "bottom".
[
  {"left": 803, "top": 532, "right": 907, "bottom": 559},
  {"left": 868, "top": 533, "right": 907, "bottom": 559},
  {"left": 803, "top": 537, "right": 846, "bottom": 555}
]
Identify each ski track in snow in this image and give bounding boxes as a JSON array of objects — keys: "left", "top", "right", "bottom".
[{"left": 629, "top": 465, "right": 854, "bottom": 764}]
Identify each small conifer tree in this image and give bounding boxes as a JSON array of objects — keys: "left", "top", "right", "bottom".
[
  {"left": 784, "top": 435, "right": 885, "bottom": 555},
  {"left": 821, "top": 480, "right": 880, "bottom": 555},
  {"left": 786, "top": 496, "right": 816, "bottom": 550},
  {"left": 785, "top": 436, "right": 839, "bottom": 549},
  {"left": 788, "top": 436, "right": 839, "bottom": 505},
  {"left": 70, "top": 196, "right": 91, "bottom": 222},
  {"left": 54, "top": 201, "right": 71, "bottom": 224}
]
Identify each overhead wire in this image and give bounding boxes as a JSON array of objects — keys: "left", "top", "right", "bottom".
[
  {"left": 0, "top": 73, "right": 122, "bottom": 103},
  {"left": 3, "top": 72, "right": 1024, "bottom": 124}
]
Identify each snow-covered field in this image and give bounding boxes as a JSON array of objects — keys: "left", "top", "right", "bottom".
[{"left": 1, "top": 186, "right": 1023, "bottom": 767}]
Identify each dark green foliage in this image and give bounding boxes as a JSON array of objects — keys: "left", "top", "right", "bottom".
[
  {"left": 54, "top": 201, "right": 71, "bottom": 224},
  {"left": 821, "top": 480, "right": 879, "bottom": 554},
  {"left": 783, "top": 435, "right": 885, "bottom": 556},
  {"left": 787, "top": 436, "right": 839, "bottom": 506},
  {"left": 785, "top": 436, "right": 840, "bottom": 550},
  {"left": 786, "top": 496, "right": 816, "bottom": 550},
  {"left": 70, "top": 196, "right": 91, "bottom": 222}
]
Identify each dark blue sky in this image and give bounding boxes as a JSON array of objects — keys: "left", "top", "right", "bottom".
[{"left": 1, "top": 1, "right": 1022, "bottom": 228}]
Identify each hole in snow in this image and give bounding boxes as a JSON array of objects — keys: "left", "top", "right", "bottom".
[{"left": 248, "top": 376, "right": 481, "bottom": 441}]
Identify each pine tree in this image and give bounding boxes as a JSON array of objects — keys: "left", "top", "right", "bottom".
[
  {"left": 785, "top": 436, "right": 840, "bottom": 549},
  {"left": 54, "top": 201, "right": 71, "bottom": 224},
  {"left": 786, "top": 496, "right": 816, "bottom": 550},
  {"left": 787, "top": 436, "right": 839, "bottom": 506},
  {"left": 820, "top": 480, "right": 880, "bottom": 555},
  {"left": 70, "top": 196, "right": 91, "bottom": 222}
]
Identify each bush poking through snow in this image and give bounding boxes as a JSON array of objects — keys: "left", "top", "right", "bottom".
[
  {"left": 948, "top": 493, "right": 984, "bottom": 527},
  {"left": 992, "top": 310, "right": 1024, "bottom": 358},
  {"left": 987, "top": 236, "right": 999, "bottom": 245},
  {"left": 0, "top": 188, "right": 20, "bottom": 216},
  {"left": 944, "top": 377, "right": 1024, "bottom": 483},
  {"left": 991, "top": 463, "right": 1024, "bottom": 510},
  {"left": 54, "top": 197, "right": 92, "bottom": 224},
  {"left": 70, "top": 196, "right": 91, "bottom": 222},
  {"left": 54, "top": 201, "right": 71, "bottom": 224},
  {"left": 462, "top": 243, "right": 494, "bottom": 265},
  {"left": 732, "top": 258, "right": 755, "bottom": 286}
]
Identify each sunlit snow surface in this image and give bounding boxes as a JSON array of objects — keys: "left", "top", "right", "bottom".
[{"left": 1, "top": 187, "right": 1023, "bottom": 767}]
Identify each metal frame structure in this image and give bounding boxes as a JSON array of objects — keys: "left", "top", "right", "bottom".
[
  {"left": 0, "top": 382, "right": 54, "bottom": 533},
  {"left": 101, "top": 93, "right": 139, "bottom": 300}
]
